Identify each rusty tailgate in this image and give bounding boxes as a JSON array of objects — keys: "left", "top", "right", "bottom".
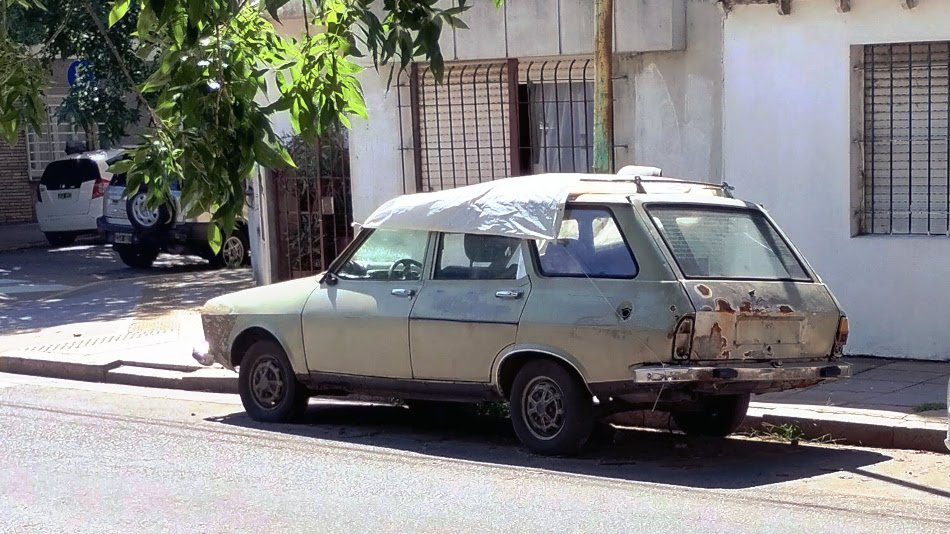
[{"left": 685, "top": 280, "right": 841, "bottom": 362}]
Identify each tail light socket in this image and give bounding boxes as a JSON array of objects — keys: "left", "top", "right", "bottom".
[
  {"left": 833, "top": 316, "right": 849, "bottom": 356},
  {"left": 673, "top": 316, "right": 694, "bottom": 360},
  {"left": 92, "top": 178, "right": 109, "bottom": 199}
]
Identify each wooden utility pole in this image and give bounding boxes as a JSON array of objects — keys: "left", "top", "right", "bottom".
[{"left": 592, "top": 0, "right": 614, "bottom": 173}]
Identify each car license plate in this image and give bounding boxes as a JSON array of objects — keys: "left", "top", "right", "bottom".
[
  {"left": 57, "top": 192, "right": 72, "bottom": 199},
  {"left": 114, "top": 233, "right": 133, "bottom": 244}
]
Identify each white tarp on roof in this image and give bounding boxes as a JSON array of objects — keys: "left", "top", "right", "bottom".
[{"left": 361, "top": 174, "right": 588, "bottom": 240}]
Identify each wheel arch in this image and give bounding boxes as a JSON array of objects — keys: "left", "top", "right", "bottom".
[
  {"left": 230, "top": 326, "right": 287, "bottom": 369},
  {"left": 493, "top": 347, "right": 592, "bottom": 399}
]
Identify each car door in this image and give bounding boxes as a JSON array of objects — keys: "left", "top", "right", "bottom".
[
  {"left": 409, "top": 233, "right": 530, "bottom": 381},
  {"left": 300, "top": 228, "right": 430, "bottom": 378}
]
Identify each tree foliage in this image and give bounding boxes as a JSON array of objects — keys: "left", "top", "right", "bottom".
[
  {"left": 0, "top": 0, "right": 501, "bottom": 250},
  {"left": 6, "top": 0, "right": 152, "bottom": 145}
]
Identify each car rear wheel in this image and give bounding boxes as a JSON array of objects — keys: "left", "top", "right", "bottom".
[
  {"left": 114, "top": 244, "right": 159, "bottom": 269},
  {"left": 238, "top": 339, "right": 309, "bottom": 423},
  {"left": 510, "top": 360, "right": 594, "bottom": 456},
  {"left": 671, "top": 393, "right": 750, "bottom": 437},
  {"left": 209, "top": 228, "right": 250, "bottom": 269},
  {"left": 44, "top": 232, "right": 76, "bottom": 248}
]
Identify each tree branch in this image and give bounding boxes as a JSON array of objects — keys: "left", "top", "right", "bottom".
[{"left": 81, "top": 0, "right": 163, "bottom": 129}]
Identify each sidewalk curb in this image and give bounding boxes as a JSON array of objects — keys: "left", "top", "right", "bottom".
[
  {"left": 608, "top": 404, "right": 948, "bottom": 454},
  {"left": 0, "top": 355, "right": 238, "bottom": 395},
  {"left": 2, "top": 353, "right": 945, "bottom": 453},
  {"left": 0, "top": 355, "right": 114, "bottom": 382},
  {"left": 105, "top": 365, "right": 238, "bottom": 394}
]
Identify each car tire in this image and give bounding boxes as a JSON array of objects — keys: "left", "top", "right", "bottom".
[
  {"left": 125, "top": 189, "right": 173, "bottom": 232},
  {"left": 209, "top": 227, "right": 250, "bottom": 269},
  {"left": 671, "top": 394, "right": 751, "bottom": 437},
  {"left": 238, "top": 339, "right": 310, "bottom": 423},
  {"left": 510, "top": 360, "right": 594, "bottom": 456},
  {"left": 44, "top": 232, "right": 76, "bottom": 248},
  {"left": 114, "top": 244, "right": 160, "bottom": 269}
]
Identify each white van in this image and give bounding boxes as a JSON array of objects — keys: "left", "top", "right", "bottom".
[{"left": 35, "top": 149, "right": 123, "bottom": 247}]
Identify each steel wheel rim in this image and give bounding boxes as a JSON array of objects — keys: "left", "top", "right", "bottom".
[
  {"left": 522, "top": 376, "right": 565, "bottom": 441},
  {"left": 249, "top": 356, "right": 285, "bottom": 409},
  {"left": 221, "top": 235, "right": 244, "bottom": 267},
  {"left": 131, "top": 194, "right": 160, "bottom": 227}
]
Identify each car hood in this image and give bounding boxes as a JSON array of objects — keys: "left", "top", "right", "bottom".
[{"left": 202, "top": 275, "right": 321, "bottom": 316}]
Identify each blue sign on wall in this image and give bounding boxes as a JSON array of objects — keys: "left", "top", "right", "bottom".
[{"left": 67, "top": 60, "right": 92, "bottom": 86}]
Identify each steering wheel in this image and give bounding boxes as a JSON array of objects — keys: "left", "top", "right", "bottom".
[{"left": 388, "top": 258, "right": 423, "bottom": 281}]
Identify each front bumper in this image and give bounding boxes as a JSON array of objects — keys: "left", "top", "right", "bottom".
[
  {"left": 632, "top": 362, "right": 851, "bottom": 384},
  {"left": 192, "top": 340, "right": 215, "bottom": 366}
]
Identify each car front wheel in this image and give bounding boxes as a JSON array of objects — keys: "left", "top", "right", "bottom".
[
  {"left": 671, "top": 393, "right": 750, "bottom": 437},
  {"left": 238, "top": 339, "right": 309, "bottom": 423},
  {"left": 114, "top": 244, "right": 159, "bottom": 269},
  {"left": 510, "top": 360, "right": 594, "bottom": 456}
]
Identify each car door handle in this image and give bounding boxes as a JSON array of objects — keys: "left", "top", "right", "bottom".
[
  {"left": 495, "top": 290, "right": 523, "bottom": 300},
  {"left": 391, "top": 288, "right": 416, "bottom": 298}
]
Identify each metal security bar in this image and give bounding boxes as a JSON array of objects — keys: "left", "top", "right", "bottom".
[
  {"left": 272, "top": 132, "right": 354, "bottom": 280},
  {"left": 25, "top": 93, "right": 88, "bottom": 179},
  {"left": 863, "top": 42, "right": 950, "bottom": 235},
  {"left": 397, "top": 58, "right": 600, "bottom": 193}
]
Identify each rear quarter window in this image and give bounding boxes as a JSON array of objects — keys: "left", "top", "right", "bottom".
[{"left": 534, "top": 206, "right": 638, "bottom": 279}]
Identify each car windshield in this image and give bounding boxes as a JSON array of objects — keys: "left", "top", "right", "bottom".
[{"left": 648, "top": 205, "right": 810, "bottom": 281}]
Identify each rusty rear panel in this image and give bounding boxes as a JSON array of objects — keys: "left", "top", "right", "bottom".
[{"left": 686, "top": 280, "right": 841, "bottom": 362}]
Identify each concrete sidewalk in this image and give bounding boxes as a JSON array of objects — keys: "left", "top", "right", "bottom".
[
  {"left": 1, "top": 312, "right": 945, "bottom": 453},
  {"left": 0, "top": 223, "right": 46, "bottom": 251}
]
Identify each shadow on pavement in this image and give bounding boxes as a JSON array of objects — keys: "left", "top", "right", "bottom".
[
  {"left": 0, "top": 244, "right": 254, "bottom": 334},
  {"left": 208, "top": 401, "right": 891, "bottom": 490}
]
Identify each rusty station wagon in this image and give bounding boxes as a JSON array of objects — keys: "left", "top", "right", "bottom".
[{"left": 194, "top": 170, "right": 851, "bottom": 455}]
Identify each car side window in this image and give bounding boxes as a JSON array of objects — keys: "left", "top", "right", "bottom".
[
  {"left": 337, "top": 229, "right": 429, "bottom": 281},
  {"left": 435, "top": 233, "right": 524, "bottom": 280},
  {"left": 535, "top": 207, "right": 638, "bottom": 278}
]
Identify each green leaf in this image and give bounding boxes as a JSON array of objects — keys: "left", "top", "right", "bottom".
[
  {"left": 108, "top": 0, "right": 132, "bottom": 28},
  {"left": 207, "top": 223, "right": 223, "bottom": 254}
]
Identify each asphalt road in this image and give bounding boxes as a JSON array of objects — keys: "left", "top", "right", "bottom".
[
  {"left": 1, "top": 373, "right": 948, "bottom": 533},
  {"left": 0, "top": 244, "right": 252, "bottom": 335}
]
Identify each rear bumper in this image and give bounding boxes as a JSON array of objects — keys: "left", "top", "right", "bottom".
[
  {"left": 632, "top": 362, "right": 851, "bottom": 384},
  {"left": 97, "top": 217, "right": 210, "bottom": 248},
  {"left": 37, "top": 212, "right": 100, "bottom": 233}
]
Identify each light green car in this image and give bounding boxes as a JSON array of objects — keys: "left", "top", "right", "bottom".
[{"left": 194, "top": 172, "right": 850, "bottom": 455}]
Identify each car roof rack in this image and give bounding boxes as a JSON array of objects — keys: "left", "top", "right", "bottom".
[
  {"left": 580, "top": 174, "right": 736, "bottom": 198},
  {"left": 628, "top": 177, "right": 736, "bottom": 198}
]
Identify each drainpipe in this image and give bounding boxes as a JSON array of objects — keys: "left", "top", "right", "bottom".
[{"left": 593, "top": 0, "right": 614, "bottom": 174}]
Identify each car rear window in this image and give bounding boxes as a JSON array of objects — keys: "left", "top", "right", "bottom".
[
  {"left": 647, "top": 205, "right": 810, "bottom": 281},
  {"left": 40, "top": 159, "right": 101, "bottom": 189}
]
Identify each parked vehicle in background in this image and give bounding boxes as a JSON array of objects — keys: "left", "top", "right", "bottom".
[
  {"left": 35, "top": 149, "right": 123, "bottom": 247},
  {"left": 193, "top": 171, "right": 851, "bottom": 456},
  {"left": 97, "top": 174, "right": 251, "bottom": 270}
]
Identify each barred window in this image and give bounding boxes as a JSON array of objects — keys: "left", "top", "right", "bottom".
[
  {"left": 398, "top": 59, "right": 604, "bottom": 193},
  {"left": 863, "top": 42, "right": 950, "bottom": 235}
]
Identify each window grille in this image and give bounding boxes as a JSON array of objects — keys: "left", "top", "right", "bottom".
[{"left": 863, "top": 42, "right": 950, "bottom": 235}]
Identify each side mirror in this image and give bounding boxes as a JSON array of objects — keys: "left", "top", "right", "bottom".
[{"left": 319, "top": 272, "right": 338, "bottom": 286}]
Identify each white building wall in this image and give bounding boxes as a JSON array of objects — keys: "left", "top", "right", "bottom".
[
  {"left": 349, "top": 0, "right": 723, "bottom": 222},
  {"left": 724, "top": 0, "right": 950, "bottom": 360},
  {"left": 630, "top": 0, "right": 724, "bottom": 182}
]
